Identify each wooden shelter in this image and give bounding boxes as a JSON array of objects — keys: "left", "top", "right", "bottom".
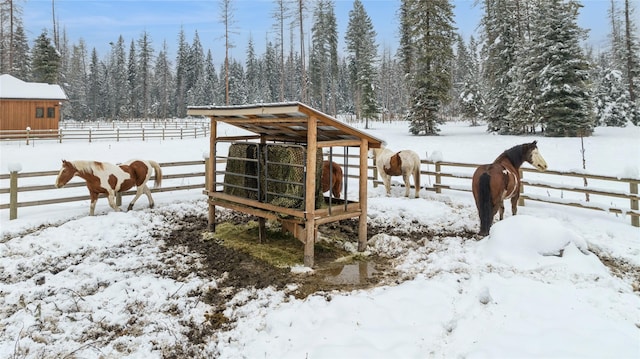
[
  {"left": 0, "top": 74, "right": 68, "bottom": 133},
  {"left": 187, "top": 102, "right": 384, "bottom": 267}
]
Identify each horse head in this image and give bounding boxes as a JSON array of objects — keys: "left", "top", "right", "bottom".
[
  {"left": 524, "top": 141, "right": 548, "bottom": 171},
  {"left": 55, "top": 160, "right": 77, "bottom": 188}
]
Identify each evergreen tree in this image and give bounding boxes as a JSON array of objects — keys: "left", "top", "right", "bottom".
[
  {"left": 345, "top": 0, "right": 379, "bottom": 128},
  {"left": 459, "top": 36, "right": 484, "bottom": 126},
  {"left": 87, "top": 48, "right": 101, "bottom": 120},
  {"left": 227, "top": 59, "right": 247, "bottom": 105},
  {"left": 535, "top": 0, "right": 594, "bottom": 137},
  {"left": 108, "top": 36, "right": 128, "bottom": 120},
  {"left": 309, "top": 0, "right": 338, "bottom": 115},
  {"left": 174, "top": 27, "right": 189, "bottom": 117},
  {"left": 31, "top": 30, "right": 61, "bottom": 84},
  {"left": 480, "top": 0, "right": 521, "bottom": 133},
  {"left": 127, "top": 39, "right": 138, "bottom": 119},
  {"left": 10, "top": 24, "right": 31, "bottom": 79},
  {"left": 264, "top": 41, "right": 279, "bottom": 102},
  {"left": 151, "top": 40, "right": 174, "bottom": 119},
  {"left": 137, "top": 31, "right": 154, "bottom": 119},
  {"left": 621, "top": 0, "right": 640, "bottom": 125},
  {"left": 400, "top": 0, "right": 455, "bottom": 135},
  {"left": 245, "top": 35, "right": 261, "bottom": 103},
  {"left": 595, "top": 68, "right": 631, "bottom": 127},
  {"left": 65, "top": 40, "right": 90, "bottom": 120}
]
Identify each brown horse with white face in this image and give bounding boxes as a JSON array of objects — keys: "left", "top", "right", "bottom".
[
  {"left": 472, "top": 141, "right": 547, "bottom": 236},
  {"left": 55, "top": 159, "right": 162, "bottom": 216}
]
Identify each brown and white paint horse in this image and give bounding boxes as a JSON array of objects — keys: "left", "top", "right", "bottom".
[
  {"left": 471, "top": 141, "right": 547, "bottom": 236},
  {"left": 55, "top": 159, "right": 162, "bottom": 216},
  {"left": 370, "top": 146, "right": 421, "bottom": 198},
  {"left": 322, "top": 160, "right": 343, "bottom": 199}
]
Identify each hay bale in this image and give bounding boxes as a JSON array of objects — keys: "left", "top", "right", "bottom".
[{"left": 223, "top": 143, "right": 259, "bottom": 200}]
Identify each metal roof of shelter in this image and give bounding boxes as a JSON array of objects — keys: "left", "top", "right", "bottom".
[{"left": 187, "top": 102, "right": 384, "bottom": 148}]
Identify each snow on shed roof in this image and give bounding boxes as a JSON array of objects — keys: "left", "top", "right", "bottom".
[{"left": 0, "top": 74, "right": 68, "bottom": 100}]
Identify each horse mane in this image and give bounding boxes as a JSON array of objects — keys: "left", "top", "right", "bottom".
[
  {"left": 496, "top": 142, "right": 536, "bottom": 167},
  {"left": 71, "top": 160, "right": 99, "bottom": 174}
]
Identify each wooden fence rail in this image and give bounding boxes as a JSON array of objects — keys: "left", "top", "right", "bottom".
[
  {"left": 2, "top": 155, "right": 639, "bottom": 227},
  {"left": 0, "top": 126, "right": 210, "bottom": 143}
]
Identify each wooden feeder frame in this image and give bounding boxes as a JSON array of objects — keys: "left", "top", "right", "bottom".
[{"left": 187, "top": 102, "right": 383, "bottom": 267}]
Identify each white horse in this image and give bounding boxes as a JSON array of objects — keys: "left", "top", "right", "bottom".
[{"left": 370, "top": 146, "right": 421, "bottom": 198}]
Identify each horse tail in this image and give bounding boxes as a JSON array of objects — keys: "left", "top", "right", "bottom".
[
  {"left": 149, "top": 160, "right": 162, "bottom": 188},
  {"left": 478, "top": 172, "right": 492, "bottom": 236}
]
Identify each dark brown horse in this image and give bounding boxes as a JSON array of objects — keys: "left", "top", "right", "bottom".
[
  {"left": 472, "top": 141, "right": 547, "bottom": 236},
  {"left": 55, "top": 159, "right": 162, "bottom": 216},
  {"left": 322, "top": 160, "right": 343, "bottom": 199}
]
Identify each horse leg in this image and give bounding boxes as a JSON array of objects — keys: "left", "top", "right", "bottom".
[
  {"left": 143, "top": 185, "right": 155, "bottom": 209},
  {"left": 127, "top": 185, "right": 145, "bottom": 211},
  {"left": 89, "top": 192, "right": 98, "bottom": 216},
  {"left": 402, "top": 173, "right": 411, "bottom": 197},
  {"left": 107, "top": 191, "right": 121, "bottom": 212},
  {"left": 498, "top": 200, "right": 505, "bottom": 220},
  {"left": 511, "top": 195, "right": 518, "bottom": 216},
  {"left": 383, "top": 175, "right": 391, "bottom": 196}
]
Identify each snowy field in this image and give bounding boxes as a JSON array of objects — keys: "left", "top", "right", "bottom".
[{"left": 1, "top": 121, "right": 639, "bottom": 358}]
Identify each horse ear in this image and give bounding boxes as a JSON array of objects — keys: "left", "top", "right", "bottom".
[{"left": 532, "top": 140, "right": 537, "bottom": 146}]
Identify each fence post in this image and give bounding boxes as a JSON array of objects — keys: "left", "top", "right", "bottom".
[
  {"left": 518, "top": 169, "right": 525, "bottom": 206},
  {"left": 25, "top": 127, "right": 30, "bottom": 145},
  {"left": 117, "top": 127, "right": 120, "bottom": 142},
  {"left": 142, "top": 128, "right": 145, "bottom": 141},
  {"left": 205, "top": 157, "right": 210, "bottom": 192},
  {"left": 116, "top": 192, "right": 122, "bottom": 207},
  {"left": 9, "top": 169, "right": 19, "bottom": 220},
  {"left": 180, "top": 127, "right": 183, "bottom": 140},
  {"left": 59, "top": 128, "right": 63, "bottom": 143},
  {"left": 631, "top": 182, "right": 639, "bottom": 227},
  {"left": 435, "top": 162, "right": 441, "bottom": 194},
  {"left": 89, "top": 128, "right": 92, "bottom": 143}
]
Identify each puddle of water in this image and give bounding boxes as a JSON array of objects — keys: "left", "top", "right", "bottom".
[{"left": 318, "top": 262, "right": 377, "bottom": 285}]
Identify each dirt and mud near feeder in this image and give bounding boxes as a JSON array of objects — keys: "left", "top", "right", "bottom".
[{"left": 151, "top": 208, "right": 478, "bottom": 347}]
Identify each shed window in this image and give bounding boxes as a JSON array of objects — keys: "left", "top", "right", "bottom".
[
  {"left": 36, "top": 107, "right": 44, "bottom": 118},
  {"left": 47, "top": 107, "right": 55, "bottom": 118}
]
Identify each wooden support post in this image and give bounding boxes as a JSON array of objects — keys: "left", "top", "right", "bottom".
[
  {"left": 116, "top": 192, "right": 122, "bottom": 207},
  {"left": 9, "top": 171, "right": 18, "bottom": 220},
  {"left": 358, "top": 139, "right": 368, "bottom": 252},
  {"left": 258, "top": 218, "right": 267, "bottom": 243},
  {"left": 631, "top": 182, "right": 639, "bottom": 227},
  {"left": 304, "top": 115, "right": 318, "bottom": 267},
  {"left": 208, "top": 119, "right": 217, "bottom": 232}
]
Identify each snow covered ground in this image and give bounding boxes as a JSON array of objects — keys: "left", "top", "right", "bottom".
[{"left": 1, "top": 121, "right": 639, "bottom": 358}]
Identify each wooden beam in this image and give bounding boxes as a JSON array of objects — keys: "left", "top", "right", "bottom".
[{"left": 304, "top": 115, "right": 318, "bottom": 267}]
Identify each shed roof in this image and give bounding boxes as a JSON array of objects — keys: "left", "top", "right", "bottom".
[
  {"left": 187, "top": 102, "right": 384, "bottom": 148},
  {"left": 0, "top": 74, "right": 68, "bottom": 100}
]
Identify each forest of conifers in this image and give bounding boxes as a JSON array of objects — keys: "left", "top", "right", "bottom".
[{"left": 1, "top": 0, "right": 638, "bottom": 136}]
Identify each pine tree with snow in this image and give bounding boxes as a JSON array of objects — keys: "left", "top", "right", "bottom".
[
  {"left": 458, "top": 36, "right": 484, "bottom": 127},
  {"left": 31, "top": 30, "right": 60, "bottom": 84},
  {"left": 595, "top": 68, "right": 632, "bottom": 127},
  {"left": 400, "top": 0, "right": 455, "bottom": 135},
  {"left": 480, "top": 0, "right": 520, "bottom": 133},
  {"left": 535, "top": 0, "right": 594, "bottom": 137},
  {"left": 345, "top": 0, "right": 379, "bottom": 128}
]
